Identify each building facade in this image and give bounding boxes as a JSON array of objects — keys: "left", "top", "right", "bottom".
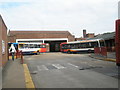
[
  {"left": 86, "top": 33, "right": 95, "bottom": 38},
  {"left": 8, "top": 31, "right": 75, "bottom": 52},
  {"left": 0, "top": 15, "right": 8, "bottom": 67},
  {"left": 75, "top": 30, "right": 95, "bottom": 41},
  {"left": 93, "top": 32, "right": 115, "bottom": 52}
]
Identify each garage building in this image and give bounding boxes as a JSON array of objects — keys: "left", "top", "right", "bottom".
[{"left": 8, "top": 31, "right": 75, "bottom": 52}]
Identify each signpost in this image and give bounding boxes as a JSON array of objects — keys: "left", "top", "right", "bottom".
[{"left": 2, "top": 40, "right": 5, "bottom": 54}]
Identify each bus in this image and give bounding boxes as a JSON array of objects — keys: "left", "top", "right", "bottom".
[
  {"left": 18, "top": 43, "right": 47, "bottom": 55},
  {"left": 60, "top": 39, "right": 105, "bottom": 54}
]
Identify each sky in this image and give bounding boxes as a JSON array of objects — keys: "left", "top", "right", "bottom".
[{"left": 0, "top": 0, "right": 119, "bottom": 37}]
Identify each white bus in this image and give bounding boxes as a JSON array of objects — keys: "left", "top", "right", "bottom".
[
  {"left": 60, "top": 38, "right": 105, "bottom": 53},
  {"left": 18, "top": 43, "right": 46, "bottom": 55}
]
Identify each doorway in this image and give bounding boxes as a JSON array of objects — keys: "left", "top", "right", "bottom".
[{"left": 44, "top": 40, "right": 67, "bottom": 52}]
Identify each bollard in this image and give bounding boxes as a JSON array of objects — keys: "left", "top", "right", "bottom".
[
  {"left": 20, "top": 51, "right": 24, "bottom": 64},
  {"left": 16, "top": 50, "right": 18, "bottom": 59},
  {"left": 15, "top": 50, "right": 24, "bottom": 64}
]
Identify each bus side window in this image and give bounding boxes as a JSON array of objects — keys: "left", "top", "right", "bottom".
[
  {"left": 81, "top": 43, "right": 86, "bottom": 48},
  {"left": 30, "top": 44, "right": 34, "bottom": 48},
  {"left": 71, "top": 44, "right": 76, "bottom": 49},
  {"left": 40, "top": 45, "right": 42, "bottom": 48},
  {"left": 42, "top": 45, "right": 46, "bottom": 48},
  {"left": 70, "top": 44, "right": 73, "bottom": 49},
  {"left": 63, "top": 44, "right": 67, "bottom": 49},
  {"left": 64, "top": 45, "right": 67, "bottom": 49},
  {"left": 91, "top": 42, "right": 99, "bottom": 48},
  {"left": 83, "top": 43, "right": 87, "bottom": 48},
  {"left": 24, "top": 44, "right": 28, "bottom": 48},
  {"left": 19, "top": 44, "right": 24, "bottom": 48},
  {"left": 68, "top": 44, "right": 71, "bottom": 49},
  {"left": 75, "top": 44, "right": 79, "bottom": 49},
  {"left": 78, "top": 43, "right": 81, "bottom": 48},
  {"left": 35, "top": 44, "right": 37, "bottom": 48},
  {"left": 81, "top": 43, "right": 83, "bottom": 48},
  {"left": 86, "top": 42, "right": 90, "bottom": 48},
  {"left": 100, "top": 41, "right": 105, "bottom": 47},
  {"left": 89, "top": 43, "right": 92, "bottom": 47}
]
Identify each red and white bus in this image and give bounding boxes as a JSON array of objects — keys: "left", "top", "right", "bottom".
[
  {"left": 116, "top": 19, "right": 120, "bottom": 66},
  {"left": 60, "top": 39, "right": 105, "bottom": 54},
  {"left": 18, "top": 43, "right": 47, "bottom": 55}
]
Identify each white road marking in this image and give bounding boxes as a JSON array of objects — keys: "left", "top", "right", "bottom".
[
  {"left": 52, "top": 64, "right": 65, "bottom": 69},
  {"left": 37, "top": 66, "right": 42, "bottom": 71},
  {"left": 42, "top": 65, "right": 49, "bottom": 70},
  {"left": 37, "top": 65, "right": 48, "bottom": 71},
  {"left": 68, "top": 63, "right": 79, "bottom": 68}
]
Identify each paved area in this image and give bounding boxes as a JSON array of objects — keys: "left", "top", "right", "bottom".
[
  {"left": 107, "top": 52, "right": 116, "bottom": 59},
  {"left": 25, "top": 53, "right": 119, "bottom": 88},
  {"left": 90, "top": 52, "right": 116, "bottom": 62},
  {"left": 0, "top": 67, "right": 2, "bottom": 90},
  {"left": 2, "top": 59, "right": 26, "bottom": 88}
]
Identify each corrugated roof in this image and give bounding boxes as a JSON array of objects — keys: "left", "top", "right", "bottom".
[{"left": 92, "top": 32, "right": 115, "bottom": 40}]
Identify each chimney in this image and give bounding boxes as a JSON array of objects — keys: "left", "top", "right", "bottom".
[{"left": 83, "top": 29, "right": 86, "bottom": 38}]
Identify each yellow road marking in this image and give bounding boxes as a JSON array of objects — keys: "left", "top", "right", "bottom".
[
  {"left": 89, "top": 55, "right": 116, "bottom": 62},
  {"left": 9, "top": 56, "right": 17, "bottom": 59},
  {"left": 23, "top": 64, "right": 35, "bottom": 89},
  {"left": 105, "top": 58, "right": 116, "bottom": 62}
]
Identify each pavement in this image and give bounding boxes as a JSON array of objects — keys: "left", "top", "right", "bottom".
[
  {"left": 2, "top": 58, "right": 26, "bottom": 88},
  {"left": 0, "top": 67, "right": 2, "bottom": 90},
  {"left": 89, "top": 52, "right": 116, "bottom": 62}
]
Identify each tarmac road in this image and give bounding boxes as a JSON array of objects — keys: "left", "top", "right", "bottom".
[{"left": 24, "top": 53, "right": 118, "bottom": 88}]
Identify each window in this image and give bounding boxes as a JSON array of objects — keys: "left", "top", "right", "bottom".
[
  {"left": 19, "top": 44, "right": 24, "bottom": 49},
  {"left": 29, "top": 44, "right": 34, "bottom": 48},
  {"left": 91, "top": 42, "right": 99, "bottom": 48},
  {"left": 99, "top": 40, "right": 105, "bottom": 47}
]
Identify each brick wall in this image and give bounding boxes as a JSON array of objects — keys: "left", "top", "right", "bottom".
[
  {"left": 0, "top": 15, "right": 8, "bottom": 67},
  {"left": 86, "top": 33, "right": 95, "bottom": 38},
  {"left": 9, "top": 31, "right": 75, "bottom": 42}
]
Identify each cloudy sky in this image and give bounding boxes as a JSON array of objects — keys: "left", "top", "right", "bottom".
[{"left": 0, "top": 0, "right": 119, "bottom": 37}]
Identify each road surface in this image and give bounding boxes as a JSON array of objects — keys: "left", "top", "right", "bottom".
[{"left": 24, "top": 53, "right": 118, "bottom": 88}]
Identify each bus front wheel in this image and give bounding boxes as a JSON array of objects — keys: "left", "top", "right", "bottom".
[
  {"left": 67, "top": 50, "right": 71, "bottom": 54},
  {"left": 37, "top": 51, "right": 40, "bottom": 55}
]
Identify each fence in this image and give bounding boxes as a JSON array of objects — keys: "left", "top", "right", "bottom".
[
  {"left": 106, "top": 47, "right": 116, "bottom": 52},
  {"left": 94, "top": 47, "right": 107, "bottom": 57}
]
